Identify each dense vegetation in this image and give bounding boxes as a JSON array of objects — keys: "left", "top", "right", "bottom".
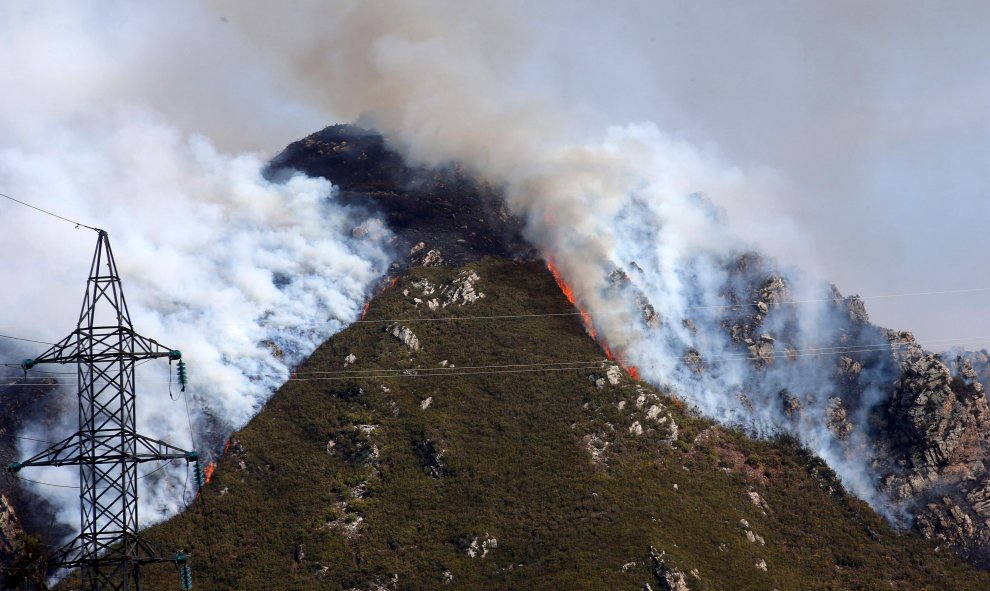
[{"left": 107, "top": 259, "right": 990, "bottom": 590}]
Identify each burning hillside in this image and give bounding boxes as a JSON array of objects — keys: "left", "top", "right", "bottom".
[
  {"left": 269, "top": 125, "right": 990, "bottom": 568},
  {"left": 130, "top": 258, "right": 990, "bottom": 590}
]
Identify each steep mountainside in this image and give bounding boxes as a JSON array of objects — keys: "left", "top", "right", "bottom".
[
  {"left": 6, "top": 124, "right": 990, "bottom": 588},
  {"left": 107, "top": 260, "right": 990, "bottom": 590},
  {"left": 268, "top": 125, "right": 990, "bottom": 568}
]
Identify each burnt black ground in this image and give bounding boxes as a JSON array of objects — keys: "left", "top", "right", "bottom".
[{"left": 268, "top": 124, "right": 536, "bottom": 269}]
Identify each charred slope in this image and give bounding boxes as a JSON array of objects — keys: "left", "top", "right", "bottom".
[
  {"left": 268, "top": 124, "right": 535, "bottom": 268},
  {"left": 123, "top": 260, "right": 990, "bottom": 591}
]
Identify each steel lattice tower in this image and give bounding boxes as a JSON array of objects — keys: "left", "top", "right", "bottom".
[{"left": 10, "top": 229, "right": 194, "bottom": 591}]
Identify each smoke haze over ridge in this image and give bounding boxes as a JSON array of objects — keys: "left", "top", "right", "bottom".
[
  {"left": 0, "top": 3, "right": 394, "bottom": 527},
  {"left": 2, "top": 0, "right": 989, "bottom": 530}
]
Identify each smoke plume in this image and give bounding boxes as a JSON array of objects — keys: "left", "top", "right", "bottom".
[
  {"left": 210, "top": 0, "right": 980, "bottom": 517},
  {"left": 0, "top": 5, "right": 393, "bottom": 527},
  {"left": 3, "top": 0, "right": 987, "bottom": 531}
]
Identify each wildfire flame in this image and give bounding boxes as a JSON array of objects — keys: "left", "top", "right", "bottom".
[
  {"left": 359, "top": 277, "right": 399, "bottom": 321},
  {"left": 203, "top": 462, "right": 216, "bottom": 485},
  {"left": 546, "top": 258, "right": 640, "bottom": 381}
]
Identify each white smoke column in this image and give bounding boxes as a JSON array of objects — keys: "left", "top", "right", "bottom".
[
  {"left": 210, "top": 1, "right": 908, "bottom": 516},
  {"left": 505, "top": 124, "right": 895, "bottom": 511},
  {"left": 0, "top": 8, "right": 393, "bottom": 528},
  {"left": 1, "top": 109, "right": 393, "bottom": 526},
  {"left": 4, "top": 0, "right": 967, "bottom": 532}
]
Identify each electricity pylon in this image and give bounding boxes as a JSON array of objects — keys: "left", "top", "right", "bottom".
[{"left": 10, "top": 229, "right": 195, "bottom": 591}]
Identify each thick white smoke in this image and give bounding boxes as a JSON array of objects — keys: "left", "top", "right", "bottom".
[
  {"left": 4, "top": 0, "right": 986, "bottom": 533},
  {"left": 505, "top": 124, "right": 897, "bottom": 511},
  {"left": 0, "top": 7, "right": 393, "bottom": 528},
  {"left": 208, "top": 1, "right": 934, "bottom": 516}
]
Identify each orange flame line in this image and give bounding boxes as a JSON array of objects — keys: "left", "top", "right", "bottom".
[
  {"left": 203, "top": 462, "right": 216, "bottom": 485},
  {"left": 359, "top": 277, "right": 399, "bottom": 321},
  {"left": 546, "top": 258, "right": 639, "bottom": 381}
]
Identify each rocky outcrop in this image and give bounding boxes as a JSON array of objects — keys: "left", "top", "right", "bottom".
[
  {"left": 882, "top": 352, "right": 990, "bottom": 497},
  {"left": 462, "top": 534, "right": 497, "bottom": 559},
  {"left": 440, "top": 270, "right": 485, "bottom": 307},
  {"left": 389, "top": 324, "right": 421, "bottom": 351},
  {"left": 745, "top": 334, "right": 776, "bottom": 368},
  {"left": 825, "top": 397, "right": 854, "bottom": 440},
  {"left": 0, "top": 494, "right": 24, "bottom": 556},
  {"left": 411, "top": 436, "right": 448, "bottom": 479},
  {"left": 876, "top": 342, "right": 990, "bottom": 566},
  {"left": 647, "top": 546, "right": 690, "bottom": 591}
]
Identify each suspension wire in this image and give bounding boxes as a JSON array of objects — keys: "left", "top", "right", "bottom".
[
  {"left": 291, "top": 359, "right": 611, "bottom": 375},
  {"left": 285, "top": 333, "right": 990, "bottom": 378},
  {"left": 682, "top": 286, "right": 990, "bottom": 312},
  {"left": 10, "top": 456, "right": 183, "bottom": 490},
  {"left": 0, "top": 333, "right": 56, "bottom": 346},
  {"left": 354, "top": 311, "right": 587, "bottom": 323},
  {"left": 1, "top": 364, "right": 73, "bottom": 374},
  {"left": 286, "top": 365, "right": 606, "bottom": 381},
  {"left": 0, "top": 336, "right": 988, "bottom": 390},
  {"left": 0, "top": 191, "right": 98, "bottom": 231},
  {"left": 2, "top": 332, "right": 989, "bottom": 389},
  {"left": 10, "top": 475, "right": 79, "bottom": 489},
  {"left": 137, "top": 461, "right": 171, "bottom": 481},
  {"left": 355, "top": 285, "right": 990, "bottom": 324},
  {"left": 1, "top": 277, "right": 986, "bottom": 342},
  {"left": 0, "top": 433, "right": 57, "bottom": 445}
]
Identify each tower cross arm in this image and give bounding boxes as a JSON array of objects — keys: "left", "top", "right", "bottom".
[
  {"left": 22, "top": 328, "right": 180, "bottom": 367},
  {"left": 51, "top": 531, "right": 179, "bottom": 571},
  {"left": 9, "top": 431, "right": 193, "bottom": 471}
]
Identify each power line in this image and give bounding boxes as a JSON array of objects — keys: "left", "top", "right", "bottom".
[
  {"left": 290, "top": 359, "right": 608, "bottom": 375},
  {"left": 356, "top": 285, "right": 990, "bottom": 324},
  {"left": 0, "top": 433, "right": 57, "bottom": 445},
  {"left": 11, "top": 461, "right": 176, "bottom": 490},
  {"left": 0, "top": 333, "right": 56, "bottom": 346},
  {"left": 0, "top": 191, "right": 98, "bottom": 231},
  {"left": 287, "top": 364, "right": 606, "bottom": 381},
  {"left": 685, "top": 286, "right": 990, "bottom": 312},
  {"left": 355, "top": 311, "right": 587, "bottom": 324},
  {"left": 2, "top": 332, "right": 988, "bottom": 389},
  {"left": 11, "top": 474, "right": 79, "bottom": 489}
]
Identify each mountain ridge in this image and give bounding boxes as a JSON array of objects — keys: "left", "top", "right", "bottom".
[
  {"left": 4, "top": 125, "right": 990, "bottom": 588},
  {"left": 116, "top": 258, "right": 989, "bottom": 590}
]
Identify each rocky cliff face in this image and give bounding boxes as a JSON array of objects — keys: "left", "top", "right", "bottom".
[
  {"left": 700, "top": 252, "right": 990, "bottom": 566},
  {"left": 704, "top": 252, "right": 990, "bottom": 565},
  {"left": 877, "top": 342, "right": 990, "bottom": 567}
]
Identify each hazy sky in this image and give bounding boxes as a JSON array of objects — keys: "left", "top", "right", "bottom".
[
  {"left": 519, "top": 1, "right": 990, "bottom": 347},
  {"left": 3, "top": 1, "right": 989, "bottom": 348}
]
